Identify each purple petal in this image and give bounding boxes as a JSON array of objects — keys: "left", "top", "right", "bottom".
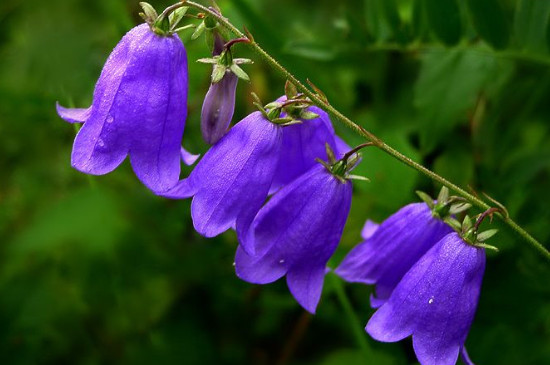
[
  {"left": 182, "top": 112, "right": 282, "bottom": 240},
  {"left": 335, "top": 203, "right": 453, "bottom": 307},
  {"left": 181, "top": 146, "right": 200, "bottom": 166},
  {"left": 56, "top": 103, "right": 92, "bottom": 123},
  {"left": 366, "top": 233, "right": 485, "bottom": 365},
  {"left": 270, "top": 104, "right": 344, "bottom": 193},
  {"left": 200, "top": 72, "right": 238, "bottom": 144},
  {"left": 235, "top": 165, "right": 352, "bottom": 313},
  {"left": 69, "top": 24, "right": 188, "bottom": 193},
  {"left": 361, "top": 219, "right": 379, "bottom": 240},
  {"left": 160, "top": 178, "right": 196, "bottom": 199},
  {"left": 286, "top": 265, "right": 326, "bottom": 314}
]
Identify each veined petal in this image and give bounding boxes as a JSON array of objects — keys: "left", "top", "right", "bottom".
[
  {"left": 236, "top": 165, "right": 352, "bottom": 313},
  {"left": 70, "top": 24, "right": 144, "bottom": 175},
  {"left": 186, "top": 112, "right": 282, "bottom": 239},
  {"left": 56, "top": 103, "right": 92, "bottom": 124},
  {"left": 366, "top": 233, "right": 485, "bottom": 365},
  {"left": 180, "top": 146, "right": 200, "bottom": 166},
  {"left": 335, "top": 203, "right": 452, "bottom": 307},
  {"left": 361, "top": 219, "right": 379, "bottom": 240},
  {"left": 129, "top": 31, "right": 188, "bottom": 193}
]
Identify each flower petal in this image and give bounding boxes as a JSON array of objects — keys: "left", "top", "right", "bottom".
[
  {"left": 180, "top": 146, "right": 200, "bottom": 166},
  {"left": 128, "top": 32, "right": 188, "bottom": 193},
  {"left": 186, "top": 112, "right": 282, "bottom": 240},
  {"left": 361, "top": 219, "right": 379, "bottom": 240},
  {"left": 56, "top": 103, "right": 92, "bottom": 124},
  {"left": 335, "top": 203, "right": 452, "bottom": 307},
  {"left": 286, "top": 265, "right": 326, "bottom": 314},
  {"left": 234, "top": 245, "right": 287, "bottom": 284},
  {"left": 236, "top": 165, "right": 352, "bottom": 313},
  {"left": 367, "top": 233, "right": 485, "bottom": 365}
]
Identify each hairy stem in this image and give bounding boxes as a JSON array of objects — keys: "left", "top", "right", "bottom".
[{"left": 184, "top": 0, "right": 550, "bottom": 262}]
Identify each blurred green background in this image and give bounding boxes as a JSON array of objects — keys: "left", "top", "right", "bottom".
[{"left": 1, "top": 0, "right": 549, "bottom": 364}]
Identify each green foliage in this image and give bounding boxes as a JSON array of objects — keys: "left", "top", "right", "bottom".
[{"left": 0, "top": 0, "right": 549, "bottom": 364}]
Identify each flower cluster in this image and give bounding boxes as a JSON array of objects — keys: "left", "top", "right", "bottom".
[
  {"left": 336, "top": 189, "right": 492, "bottom": 365},
  {"left": 56, "top": 4, "right": 498, "bottom": 365}
]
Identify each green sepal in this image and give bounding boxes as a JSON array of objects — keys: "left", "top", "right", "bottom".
[
  {"left": 169, "top": 6, "right": 188, "bottom": 31},
  {"left": 230, "top": 64, "right": 250, "bottom": 81},
  {"left": 191, "top": 21, "right": 206, "bottom": 40},
  {"left": 234, "top": 58, "right": 253, "bottom": 65},
  {"left": 211, "top": 65, "right": 227, "bottom": 83},
  {"left": 462, "top": 215, "right": 473, "bottom": 232},
  {"left": 450, "top": 202, "right": 472, "bottom": 215},
  {"left": 300, "top": 111, "right": 319, "bottom": 120},
  {"left": 416, "top": 190, "right": 435, "bottom": 209},
  {"left": 172, "top": 24, "right": 196, "bottom": 33},
  {"left": 476, "top": 229, "right": 498, "bottom": 242},
  {"left": 444, "top": 217, "right": 462, "bottom": 231},
  {"left": 278, "top": 119, "right": 303, "bottom": 127},
  {"left": 139, "top": 2, "right": 158, "bottom": 24},
  {"left": 475, "top": 243, "right": 499, "bottom": 252},
  {"left": 437, "top": 186, "right": 449, "bottom": 204},
  {"left": 347, "top": 174, "right": 371, "bottom": 182},
  {"left": 325, "top": 143, "right": 336, "bottom": 164},
  {"left": 197, "top": 57, "right": 218, "bottom": 64}
]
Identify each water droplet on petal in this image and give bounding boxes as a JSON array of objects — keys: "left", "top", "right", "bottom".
[
  {"left": 98, "top": 138, "right": 105, "bottom": 147},
  {"left": 106, "top": 115, "right": 114, "bottom": 124},
  {"left": 279, "top": 259, "right": 285, "bottom": 264},
  {"left": 232, "top": 262, "right": 236, "bottom": 266},
  {"left": 428, "top": 297, "right": 434, "bottom": 304}
]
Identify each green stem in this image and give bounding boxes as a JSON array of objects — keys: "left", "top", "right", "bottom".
[
  {"left": 330, "top": 274, "right": 373, "bottom": 358},
  {"left": 184, "top": 1, "right": 550, "bottom": 262}
]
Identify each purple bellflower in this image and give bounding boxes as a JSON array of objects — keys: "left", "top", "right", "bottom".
[
  {"left": 235, "top": 162, "right": 353, "bottom": 314},
  {"left": 162, "top": 111, "right": 282, "bottom": 252},
  {"left": 366, "top": 232, "right": 486, "bottom": 365},
  {"left": 335, "top": 202, "right": 453, "bottom": 308},
  {"left": 57, "top": 20, "right": 189, "bottom": 193}
]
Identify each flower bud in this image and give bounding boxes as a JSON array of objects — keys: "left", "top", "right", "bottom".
[{"left": 200, "top": 71, "right": 238, "bottom": 144}]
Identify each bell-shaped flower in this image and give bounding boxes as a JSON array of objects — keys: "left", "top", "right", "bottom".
[
  {"left": 366, "top": 232, "right": 486, "bottom": 365},
  {"left": 162, "top": 111, "right": 283, "bottom": 251},
  {"left": 235, "top": 163, "right": 353, "bottom": 314},
  {"left": 335, "top": 202, "right": 453, "bottom": 308},
  {"left": 270, "top": 102, "right": 350, "bottom": 193},
  {"left": 57, "top": 19, "right": 189, "bottom": 193}
]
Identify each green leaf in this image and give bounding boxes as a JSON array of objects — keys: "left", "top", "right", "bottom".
[
  {"left": 425, "top": 0, "right": 462, "bottom": 46},
  {"left": 513, "top": 0, "right": 550, "bottom": 53},
  {"left": 414, "top": 49, "right": 511, "bottom": 153},
  {"left": 465, "top": 0, "right": 510, "bottom": 49}
]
